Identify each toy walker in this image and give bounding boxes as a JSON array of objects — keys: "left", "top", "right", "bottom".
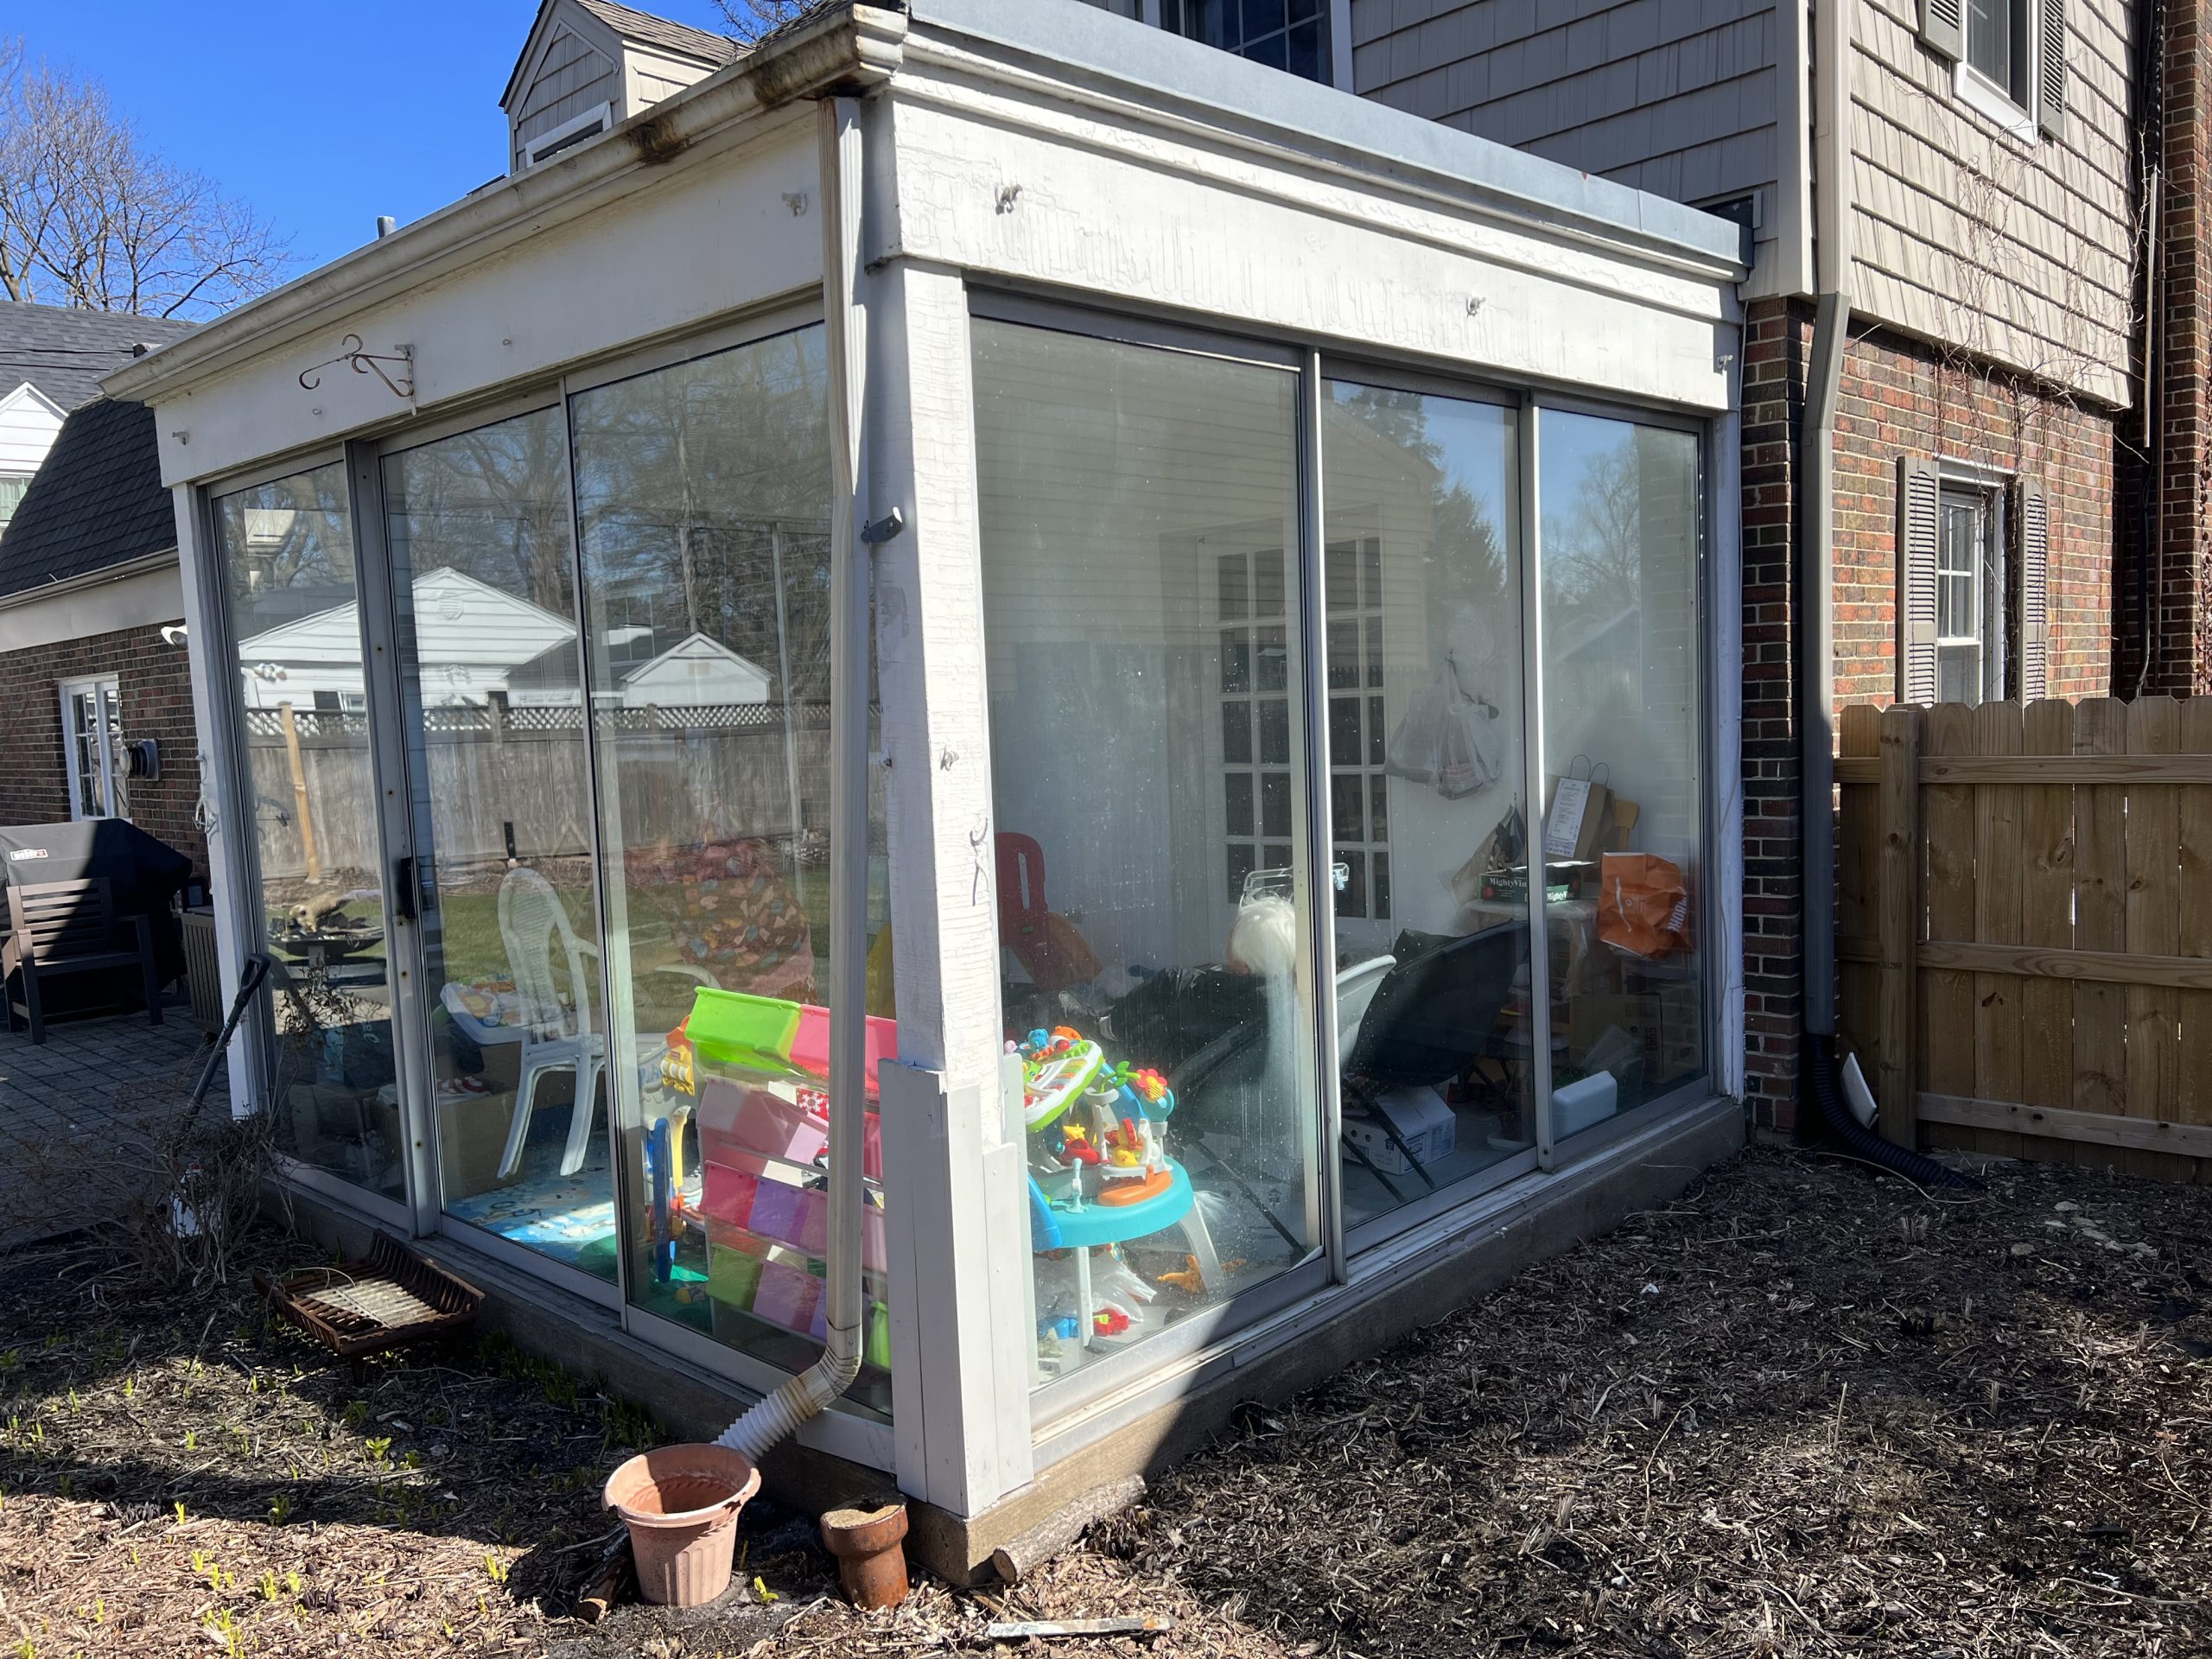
[{"left": 1017, "top": 1027, "right": 1222, "bottom": 1357}]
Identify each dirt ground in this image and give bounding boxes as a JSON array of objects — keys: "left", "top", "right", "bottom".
[{"left": 1, "top": 1144, "right": 2206, "bottom": 1658}]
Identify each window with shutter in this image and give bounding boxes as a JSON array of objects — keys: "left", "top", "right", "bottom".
[
  {"left": 2037, "top": 0, "right": 2067, "bottom": 138},
  {"left": 1921, "top": 0, "right": 1966, "bottom": 60},
  {"left": 1897, "top": 457, "right": 1941, "bottom": 705},
  {"left": 2018, "top": 480, "right": 2050, "bottom": 699}
]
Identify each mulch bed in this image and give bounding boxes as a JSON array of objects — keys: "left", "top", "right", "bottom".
[
  {"left": 1, "top": 1145, "right": 2205, "bottom": 1657},
  {"left": 1103, "top": 1147, "right": 2212, "bottom": 1658}
]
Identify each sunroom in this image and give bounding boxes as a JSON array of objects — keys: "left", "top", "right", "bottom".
[{"left": 107, "top": 0, "right": 1747, "bottom": 1576}]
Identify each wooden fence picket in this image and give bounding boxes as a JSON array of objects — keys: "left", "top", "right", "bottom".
[{"left": 1835, "top": 694, "right": 2209, "bottom": 1185}]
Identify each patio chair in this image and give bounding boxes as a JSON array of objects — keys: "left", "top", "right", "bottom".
[
  {"left": 495, "top": 868, "right": 608, "bottom": 1180},
  {"left": 3, "top": 877, "right": 162, "bottom": 1045}
]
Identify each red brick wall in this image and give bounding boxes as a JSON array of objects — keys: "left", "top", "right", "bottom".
[
  {"left": 0, "top": 620, "right": 207, "bottom": 877},
  {"left": 1831, "top": 324, "right": 2117, "bottom": 704},
  {"left": 1736, "top": 302, "right": 2120, "bottom": 1138},
  {"left": 2149, "top": 0, "right": 2212, "bottom": 695},
  {"left": 1739, "top": 296, "right": 1810, "bottom": 1134}
]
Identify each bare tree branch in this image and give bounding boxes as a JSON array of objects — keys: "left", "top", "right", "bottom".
[
  {"left": 709, "top": 1, "right": 816, "bottom": 44},
  {"left": 0, "top": 35, "right": 291, "bottom": 318}
]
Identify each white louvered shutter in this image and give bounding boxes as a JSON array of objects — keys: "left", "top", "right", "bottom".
[
  {"left": 1920, "top": 0, "right": 1965, "bottom": 60},
  {"left": 2018, "top": 480, "right": 2050, "bottom": 700},
  {"left": 2037, "top": 0, "right": 2068, "bottom": 138},
  {"left": 1897, "top": 457, "right": 1941, "bottom": 706}
]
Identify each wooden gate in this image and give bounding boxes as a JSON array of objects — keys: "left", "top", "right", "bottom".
[{"left": 1835, "top": 696, "right": 2212, "bottom": 1184}]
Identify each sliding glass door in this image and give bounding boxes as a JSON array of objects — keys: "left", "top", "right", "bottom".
[
  {"left": 213, "top": 463, "right": 404, "bottom": 1203},
  {"left": 568, "top": 324, "right": 895, "bottom": 1414},
  {"left": 379, "top": 408, "right": 620, "bottom": 1283}
]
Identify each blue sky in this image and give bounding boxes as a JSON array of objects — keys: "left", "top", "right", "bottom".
[{"left": 13, "top": 0, "right": 739, "bottom": 281}]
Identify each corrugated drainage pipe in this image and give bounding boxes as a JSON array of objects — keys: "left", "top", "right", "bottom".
[
  {"left": 718, "top": 92, "right": 874, "bottom": 1465},
  {"left": 1805, "top": 1035, "right": 1978, "bottom": 1189}
]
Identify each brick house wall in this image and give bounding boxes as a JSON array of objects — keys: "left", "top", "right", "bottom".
[
  {"left": 1738, "top": 298, "right": 2122, "bottom": 1137},
  {"left": 0, "top": 620, "right": 207, "bottom": 877},
  {"left": 1830, "top": 324, "right": 2119, "bottom": 705},
  {"left": 1739, "top": 296, "right": 1810, "bottom": 1133}
]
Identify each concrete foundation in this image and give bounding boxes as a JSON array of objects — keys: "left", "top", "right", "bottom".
[{"left": 271, "top": 1095, "right": 1744, "bottom": 1586}]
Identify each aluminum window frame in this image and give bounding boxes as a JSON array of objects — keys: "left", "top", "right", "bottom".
[{"left": 972, "top": 290, "right": 1726, "bottom": 1437}]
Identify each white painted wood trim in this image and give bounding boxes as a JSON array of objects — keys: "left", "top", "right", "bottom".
[
  {"left": 861, "top": 182, "right": 1033, "bottom": 1503},
  {"left": 172, "top": 482, "right": 256, "bottom": 1118},
  {"left": 1330, "top": 0, "right": 1354, "bottom": 94},
  {"left": 524, "top": 101, "right": 614, "bottom": 167}
]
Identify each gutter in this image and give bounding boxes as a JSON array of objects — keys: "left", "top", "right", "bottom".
[
  {"left": 0, "top": 547, "right": 180, "bottom": 612},
  {"left": 1802, "top": 0, "right": 1852, "bottom": 1040},
  {"left": 101, "top": 4, "right": 908, "bottom": 409}
]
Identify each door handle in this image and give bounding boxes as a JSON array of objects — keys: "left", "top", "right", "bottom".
[{"left": 393, "top": 855, "right": 418, "bottom": 923}]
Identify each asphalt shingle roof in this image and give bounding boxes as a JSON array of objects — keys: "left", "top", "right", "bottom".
[
  {"left": 573, "top": 0, "right": 741, "bottom": 64},
  {"left": 0, "top": 397, "right": 174, "bottom": 597},
  {"left": 0, "top": 300, "right": 197, "bottom": 413}
]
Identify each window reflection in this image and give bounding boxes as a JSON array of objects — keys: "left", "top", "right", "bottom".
[
  {"left": 215, "top": 465, "right": 402, "bottom": 1199},
  {"left": 1539, "top": 411, "right": 1704, "bottom": 1135},
  {"left": 571, "top": 327, "right": 893, "bottom": 1411},
  {"left": 974, "top": 319, "right": 1318, "bottom": 1386},
  {"left": 382, "top": 409, "right": 617, "bottom": 1277},
  {"left": 1321, "top": 383, "right": 1535, "bottom": 1230}
]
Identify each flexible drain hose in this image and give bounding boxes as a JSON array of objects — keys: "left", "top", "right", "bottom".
[{"left": 1804, "top": 1035, "right": 1978, "bottom": 1190}]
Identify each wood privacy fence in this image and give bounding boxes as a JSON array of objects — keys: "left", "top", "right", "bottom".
[{"left": 1836, "top": 696, "right": 2211, "bottom": 1185}]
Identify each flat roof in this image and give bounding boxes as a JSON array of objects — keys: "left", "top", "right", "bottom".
[
  {"left": 908, "top": 0, "right": 1745, "bottom": 270},
  {"left": 105, "top": 0, "right": 1740, "bottom": 410}
]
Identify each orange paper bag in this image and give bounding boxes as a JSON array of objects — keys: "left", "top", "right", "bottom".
[{"left": 1597, "top": 853, "right": 1691, "bottom": 960}]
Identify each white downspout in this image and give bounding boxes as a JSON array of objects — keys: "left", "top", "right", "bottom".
[{"left": 720, "top": 92, "right": 874, "bottom": 1462}]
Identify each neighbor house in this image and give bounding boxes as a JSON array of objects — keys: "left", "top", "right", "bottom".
[
  {"left": 0, "top": 302, "right": 202, "bottom": 868},
  {"left": 104, "top": 0, "right": 1748, "bottom": 1581}
]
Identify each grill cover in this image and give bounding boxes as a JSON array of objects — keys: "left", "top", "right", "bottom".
[{"left": 0, "top": 819, "right": 194, "bottom": 1004}]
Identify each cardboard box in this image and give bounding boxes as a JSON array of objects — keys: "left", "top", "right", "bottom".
[
  {"left": 436, "top": 1084, "right": 526, "bottom": 1198},
  {"left": 1344, "top": 1084, "right": 1457, "bottom": 1174}
]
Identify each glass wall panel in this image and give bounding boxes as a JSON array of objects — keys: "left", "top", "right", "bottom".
[
  {"left": 1321, "top": 382, "right": 1535, "bottom": 1229},
  {"left": 1538, "top": 410, "right": 1705, "bottom": 1139},
  {"left": 382, "top": 409, "right": 616, "bottom": 1280},
  {"left": 973, "top": 318, "right": 1318, "bottom": 1386},
  {"left": 571, "top": 326, "right": 893, "bottom": 1413},
  {"left": 214, "top": 464, "right": 403, "bottom": 1200}
]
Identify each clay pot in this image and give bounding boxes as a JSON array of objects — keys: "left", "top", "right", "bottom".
[
  {"left": 603, "top": 1445, "right": 762, "bottom": 1607},
  {"left": 820, "top": 1498, "right": 911, "bottom": 1609}
]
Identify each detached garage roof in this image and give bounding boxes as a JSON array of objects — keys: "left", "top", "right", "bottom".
[{"left": 0, "top": 397, "right": 175, "bottom": 598}]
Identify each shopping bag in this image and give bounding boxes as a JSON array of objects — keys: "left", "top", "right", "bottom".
[
  {"left": 1388, "top": 660, "right": 1502, "bottom": 798},
  {"left": 1597, "top": 852, "right": 1692, "bottom": 960}
]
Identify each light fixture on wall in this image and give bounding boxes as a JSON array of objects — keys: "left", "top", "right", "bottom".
[
  {"left": 159, "top": 624, "right": 188, "bottom": 646},
  {"left": 125, "top": 738, "right": 161, "bottom": 782}
]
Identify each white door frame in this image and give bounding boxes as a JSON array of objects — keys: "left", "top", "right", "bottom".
[{"left": 57, "top": 674, "right": 123, "bottom": 821}]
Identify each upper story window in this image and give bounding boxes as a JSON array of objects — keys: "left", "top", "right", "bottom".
[
  {"left": 1918, "top": 0, "right": 2066, "bottom": 140},
  {"left": 524, "top": 103, "right": 612, "bottom": 168},
  {"left": 1967, "top": 0, "right": 2029, "bottom": 106},
  {"left": 0, "top": 474, "right": 29, "bottom": 530},
  {"left": 1166, "top": 0, "right": 1332, "bottom": 85}
]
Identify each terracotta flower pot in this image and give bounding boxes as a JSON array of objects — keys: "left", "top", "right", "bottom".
[
  {"left": 603, "top": 1445, "right": 762, "bottom": 1607},
  {"left": 820, "top": 1498, "right": 910, "bottom": 1609}
]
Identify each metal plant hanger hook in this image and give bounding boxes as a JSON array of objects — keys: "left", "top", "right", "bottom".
[{"left": 298, "top": 333, "right": 416, "bottom": 401}]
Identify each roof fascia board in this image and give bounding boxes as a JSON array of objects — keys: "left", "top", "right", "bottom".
[
  {"left": 906, "top": 0, "right": 1744, "bottom": 276},
  {"left": 109, "top": 3, "right": 906, "bottom": 409}
]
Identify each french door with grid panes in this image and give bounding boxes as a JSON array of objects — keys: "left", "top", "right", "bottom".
[
  {"left": 1217, "top": 547, "right": 1294, "bottom": 907},
  {"left": 1325, "top": 536, "right": 1389, "bottom": 931}
]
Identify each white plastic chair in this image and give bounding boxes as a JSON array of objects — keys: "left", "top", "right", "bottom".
[{"left": 496, "top": 868, "right": 607, "bottom": 1179}]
